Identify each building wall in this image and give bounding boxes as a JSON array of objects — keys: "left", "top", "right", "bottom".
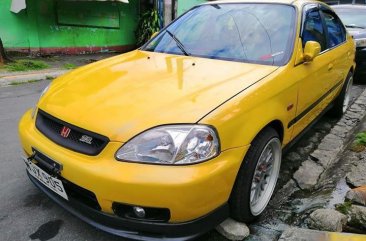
[
  {"left": 0, "top": 0, "right": 29, "bottom": 51},
  {"left": 0, "top": 0, "right": 140, "bottom": 54},
  {"left": 177, "top": 0, "right": 206, "bottom": 16}
]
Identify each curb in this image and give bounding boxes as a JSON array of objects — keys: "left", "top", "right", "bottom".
[
  {"left": 292, "top": 87, "right": 366, "bottom": 190},
  {"left": 0, "top": 69, "right": 68, "bottom": 87},
  {"left": 279, "top": 227, "right": 366, "bottom": 241}
]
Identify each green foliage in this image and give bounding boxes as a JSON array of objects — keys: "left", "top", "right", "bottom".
[
  {"left": 5, "top": 60, "right": 49, "bottom": 72},
  {"left": 355, "top": 131, "right": 366, "bottom": 145},
  {"left": 63, "top": 63, "right": 77, "bottom": 70},
  {"left": 335, "top": 201, "right": 352, "bottom": 215},
  {"left": 135, "top": 9, "right": 161, "bottom": 47}
]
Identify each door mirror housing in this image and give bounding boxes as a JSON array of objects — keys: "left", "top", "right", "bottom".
[{"left": 303, "top": 41, "right": 321, "bottom": 62}]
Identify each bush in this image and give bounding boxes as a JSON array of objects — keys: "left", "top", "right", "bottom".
[{"left": 135, "top": 9, "right": 161, "bottom": 47}]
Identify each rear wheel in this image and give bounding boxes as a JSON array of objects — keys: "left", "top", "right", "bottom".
[
  {"left": 328, "top": 72, "right": 353, "bottom": 118},
  {"left": 230, "top": 127, "right": 282, "bottom": 222}
]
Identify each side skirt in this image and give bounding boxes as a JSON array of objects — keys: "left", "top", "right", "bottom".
[{"left": 283, "top": 101, "right": 334, "bottom": 154}]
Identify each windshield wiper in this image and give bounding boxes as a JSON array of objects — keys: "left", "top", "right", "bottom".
[
  {"left": 345, "top": 24, "right": 366, "bottom": 29},
  {"left": 166, "top": 30, "right": 190, "bottom": 56}
]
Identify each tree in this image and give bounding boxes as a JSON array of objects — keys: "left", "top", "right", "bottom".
[{"left": 0, "top": 37, "right": 11, "bottom": 64}]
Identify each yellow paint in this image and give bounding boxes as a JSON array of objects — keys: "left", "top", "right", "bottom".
[
  {"left": 19, "top": 0, "right": 356, "bottom": 223},
  {"left": 283, "top": 229, "right": 366, "bottom": 241},
  {"left": 19, "top": 109, "right": 249, "bottom": 221},
  {"left": 327, "top": 232, "right": 366, "bottom": 241},
  {"left": 328, "top": 233, "right": 366, "bottom": 241}
]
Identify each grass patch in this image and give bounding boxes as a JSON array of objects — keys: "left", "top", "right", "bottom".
[
  {"left": 355, "top": 131, "right": 366, "bottom": 145},
  {"left": 335, "top": 201, "right": 353, "bottom": 215},
  {"left": 63, "top": 63, "right": 77, "bottom": 70},
  {"left": 9, "top": 79, "right": 42, "bottom": 86},
  {"left": 350, "top": 131, "right": 366, "bottom": 153},
  {"left": 5, "top": 60, "right": 49, "bottom": 72}
]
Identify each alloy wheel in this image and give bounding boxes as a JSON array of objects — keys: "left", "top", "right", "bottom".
[
  {"left": 249, "top": 138, "right": 282, "bottom": 216},
  {"left": 342, "top": 76, "right": 353, "bottom": 113}
]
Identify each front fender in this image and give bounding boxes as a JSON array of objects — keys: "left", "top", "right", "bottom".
[{"left": 199, "top": 68, "right": 298, "bottom": 151}]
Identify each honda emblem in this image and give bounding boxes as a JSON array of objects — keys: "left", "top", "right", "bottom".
[{"left": 60, "top": 126, "right": 71, "bottom": 138}]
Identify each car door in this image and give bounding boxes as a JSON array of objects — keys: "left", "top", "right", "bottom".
[
  {"left": 290, "top": 5, "right": 338, "bottom": 138},
  {"left": 320, "top": 6, "right": 350, "bottom": 92}
]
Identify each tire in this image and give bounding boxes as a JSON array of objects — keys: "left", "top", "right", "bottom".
[
  {"left": 229, "top": 127, "right": 282, "bottom": 223},
  {"left": 328, "top": 72, "right": 353, "bottom": 118}
]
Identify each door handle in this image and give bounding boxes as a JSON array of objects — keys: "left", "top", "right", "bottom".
[{"left": 328, "top": 63, "right": 334, "bottom": 71}]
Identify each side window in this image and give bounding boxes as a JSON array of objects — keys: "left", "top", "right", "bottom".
[
  {"left": 322, "top": 11, "right": 346, "bottom": 48},
  {"left": 302, "top": 10, "right": 327, "bottom": 52}
]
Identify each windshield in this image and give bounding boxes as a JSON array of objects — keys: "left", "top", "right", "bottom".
[
  {"left": 142, "top": 4, "right": 296, "bottom": 66},
  {"left": 334, "top": 8, "right": 366, "bottom": 28}
]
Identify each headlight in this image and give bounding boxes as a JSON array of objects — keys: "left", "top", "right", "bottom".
[
  {"left": 356, "top": 38, "right": 366, "bottom": 48},
  {"left": 32, "top": 84, "right": 50, "bottom": 119},
  {"left": 116, "top": 125, "right": 220, "bottom": 165}
]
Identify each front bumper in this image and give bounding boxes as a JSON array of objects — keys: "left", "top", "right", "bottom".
[
  {"left": 19, "top": 109, "right": 249, "bottom": 239},
  {"left": 28, "top": 171, "right": 229, "bottom": 240}
]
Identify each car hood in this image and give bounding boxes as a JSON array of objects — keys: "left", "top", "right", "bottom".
[
  {"left": 347, "top": 28, "right": 366, "bottom": 39},
  {"left": 39, "top": 50, "right": 278, "bottom": 142}
]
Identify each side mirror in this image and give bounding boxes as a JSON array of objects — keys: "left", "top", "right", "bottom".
[
  {"left": 150, "top": 32, "right": 158, "bottom": 39},
  {"left": 303, "top": 41, "right": 321, "bottom": 62}
]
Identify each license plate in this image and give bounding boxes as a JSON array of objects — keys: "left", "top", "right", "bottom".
[{"left": 24, "top": 158, "right": 68, "bottom": 200}]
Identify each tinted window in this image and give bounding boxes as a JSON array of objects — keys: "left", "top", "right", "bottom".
[
  {"left": 143, "top": 4, "right": 296, "bottom": 66},
  {"left": 302, "top": 10, "right": 327, "bottom": 51},
  {"left": 322, "top": 11, "right": 346, "bottom": 48}
]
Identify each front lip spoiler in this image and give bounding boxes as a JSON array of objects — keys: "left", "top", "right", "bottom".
[{"left": 27, "top": 172, "right": 229, "bottom": 241}]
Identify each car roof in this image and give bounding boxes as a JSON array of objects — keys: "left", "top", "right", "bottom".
[{"left": 332, "top": 4, "right": 366, "bottom": 9}]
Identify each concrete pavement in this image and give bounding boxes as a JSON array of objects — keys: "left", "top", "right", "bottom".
[{"left": 0, "top": 69, "right": 68, "bottom": 87}]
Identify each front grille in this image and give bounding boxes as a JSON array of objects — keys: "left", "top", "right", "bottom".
[{"left": 36, "top": 109, "right": 109, "bottom": 156}]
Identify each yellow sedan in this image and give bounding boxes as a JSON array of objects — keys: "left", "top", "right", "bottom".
[{"left": 19, "top": 0, "right": 355, "bottom": 240}]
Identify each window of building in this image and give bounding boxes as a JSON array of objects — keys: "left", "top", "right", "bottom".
[{"left": 56, "top": 1, "right": 120, "bottom": 29}]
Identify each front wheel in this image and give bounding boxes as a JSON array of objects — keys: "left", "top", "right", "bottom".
[{"left": 229, "top": 127, "right": 282, "bottom": 223}]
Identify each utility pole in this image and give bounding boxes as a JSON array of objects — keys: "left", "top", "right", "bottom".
[
  {"left": 164, "top": 0, "right": 173, "bottom": 26},
  {"left": 0, "top": 38, "right": 4, "bottom": 65}
]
